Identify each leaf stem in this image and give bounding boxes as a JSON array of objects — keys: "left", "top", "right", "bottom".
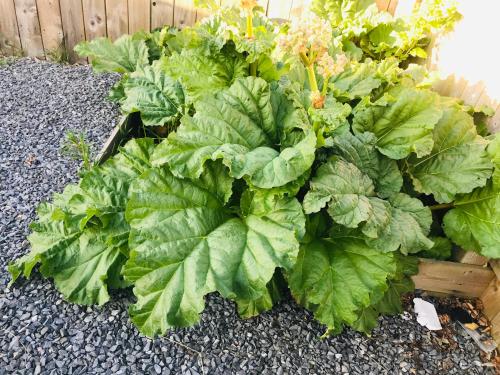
[
  {"left": 299, "top": 51, "right": 310, "bottom": 66},
  {"left": 250, "top": 61, "right": 257, "bottom": 76},
  {"left": 322, "top": 76, "right": 330, "bottom": 97},
  {"left": 246, "top": 14, "right": 254, "bottom": 39},
  {"left": 306, "top": 64, "right": 319, "bottom": 92},
  {"left": 429, "top": 202, "right": 454, "bottom": 211}
]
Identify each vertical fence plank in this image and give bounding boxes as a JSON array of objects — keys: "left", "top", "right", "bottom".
[
  {"left": 60, "top": 0, "right": 87, "bottom": 62},
  {"left": 289, "top": 0, "right": 306, "bottom": 19},
  {"left": 82, "top": 0, "right": 107, "bottom": 40},
  {"left": 128, "top": 0, "right": 150, "bottom": 32},
  {"left": 386, "top": 0, "right": 399, "bottom": 15},
  {"left": 460, "top": 81, "right": 486, "bottom": 108},
  {"left": 174, "top": 0, "right": 196, "bottom": 29},
  {"left": 151, "top": 0, "right": 174, "bottom": 30},
  {"left": 375, "top": 0, "right": 390, "bottom": 11},
  {"left": 36, "top": 0, "right": 64, "bottom": 55},
  {"left": 105, "top": 0, "right": 128, "bottom": 40},
  {"left": 0, "top": 0, "right": 22, "bottom": 55},
  {"left": 266, "top": 0, "right": 292, "bottom": 20},
  {"left": 14, "top": 0, "right": 44, "bottom": 57}
]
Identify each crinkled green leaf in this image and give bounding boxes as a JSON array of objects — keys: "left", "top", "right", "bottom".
[
  {"left": 330, "top": 61, "right": 382, "bottom": 100},
  {"left": 312, "top": 0, "right": 377, "bottom": 27},
  {"left": 75, "top": 36, "right": 149, "bottom": 73},
  {"left": 367, "top": 193, "right": 433, "bottom": 254},
  {"left": 288, "top": 237, "right": 396, "bottom": 334},
  {"left": 303, "top": 156, "right": 394, "bottom": 240},
  {"left": 418, "top": 236, "right": 452, "bottom": 260},
  {"left": 8, "top": 139, "right": 156, "bottom": 304},
  {"left": 161, "top": 45, "right": 248, "bottom": 102},
  {"left": 310, "top": 97, "right": 352, "bottom": 145},
  {"left": 352, "top": 254, "right": 418, "bottom": 334},
  {"left": 121, "top": 63, "right": 185, "bottom": 126},
  {"left": 151, "top": 77, "right": 315, "bottom": 190},
  {"left": 329, "top": 132, "right": 402, "bottom": 198},
  {"left": 443, "top": 182, "right": 500, "bottom": 258},
  {"left": 303, "top": 157, "right": 378, "bottom": 228},
  {"left": 236, "top": 271, "right": 286, "bottom": 319},
  {"left": 124, "top": 167, "right": 305, "bottom": 336},
  {"left": 353, "top": 86, "right": 443, "bottom": 159},
  {"left": 407, "top": 107, "right": 493, "bottom": 203}
]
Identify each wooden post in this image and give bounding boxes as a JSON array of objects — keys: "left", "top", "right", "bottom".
[{"left": 481, "top": 261, "right": 500, "bottom": 344}]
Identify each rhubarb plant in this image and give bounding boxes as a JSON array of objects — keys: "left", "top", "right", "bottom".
[{"left": 10, "top": 0, "right": 500, "bottom": 338}]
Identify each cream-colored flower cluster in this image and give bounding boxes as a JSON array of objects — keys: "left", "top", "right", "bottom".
[
  {"left": 277, "top": 12, "right": 332, "bottom": 60},
  {"left": 241, "top": 0, "right": 258, "bottom": 14},
  {"left": 317, "top": 53, "right": 348, "bottom": 79}
]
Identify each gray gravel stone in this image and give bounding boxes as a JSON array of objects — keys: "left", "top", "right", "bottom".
[{"left": 0, "top": 58, "right": 496, "bottom": 375}]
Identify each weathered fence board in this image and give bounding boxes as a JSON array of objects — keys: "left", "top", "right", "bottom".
[
  {"left": 173, "top": 0, "right": 196, "bottom": 29},
  {"left": 105, "top": 0, "right": 128, "bottom": 40},
  {"left": 36, "top": 0, "right": 64, "bottom": 54},
  {"left": 128, "top": 0, "right": 150, "bottom": 33},
  {"left": 266, "top": 0, "right": 292, "bottom": 19},
  {"left": 59, "top": 0, "right": 86, "bottom": 62},
  {"left": 82, "top": 0, "right": 107, "bottom": 40},
  {"left": 151, "top": 0, "right": 174, "bottom": 30},
  {"left": 14, "top": 0, "right": 44, "bottom": 57},
  {"left": 0, "top": 0, "right": 22, "bottom": 54}
]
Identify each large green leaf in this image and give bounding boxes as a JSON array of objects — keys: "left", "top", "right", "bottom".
[
  {"left": 9, "top": 139, "right": 156, "bottom": 304},
  {"left": 151, "top": 77, "right": 315, "bottom": 190},
  {"left": 235, "top": 271, "right": 286, "bottom": 319},
  {"left": 161, "top": 45, "right": 248, "bottom": 102},
  {"left": 288, "top": 237, "right": 396, "bottom": 334},
  {"left": 124, "top": 167, "right": 305, "bottom": 336},
  {"left": 366, "top": 193, "right": 433, "bottom": 254},
  {"left": 443, "top": 183, "right": 500, "bottom": 258},
  {"left": 352, "top": 86, "right": 443, "bottom": 159},
  {"left": 352, "top": 254, "right": 418, "bottom": 334},
  {"left": 407, "top": 107, "right": 493, "bottom": 203},
  {"left": 312, "top": 0, "right": 377, "bottom": 26},
  {"left": 330, "top": 61, "right": 382, "bottom": 100},
  {"left": 310, "top": 97, "right": 352, "bottom": 145},
  {"left": 121, "top": 63, "right": 185, "bottom": 126},
  {"left": 329, "top": 132, "right": 402, "bottom": 198},
  {"left": 75, "top": 35, "right": 149, "bottom": 73},
  {"left": 303, "top": 157, "right": 381, "bottom": 229}
]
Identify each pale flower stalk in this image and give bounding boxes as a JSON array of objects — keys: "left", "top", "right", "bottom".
[
  {"left": 277, "top": 12, "right": 348, "bottom": 108},
  {"left": 241, "top": 0, "right": 258, "bottom": 75},
  {"left": 317, "top": 53, "right": 348, "bottom": 97}
]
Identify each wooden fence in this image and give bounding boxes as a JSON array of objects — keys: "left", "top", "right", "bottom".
[
  {"left": 0, "top": 0, "right": 499, "bottom": 126},
  {"left": 0, "top": 0, "right": 398, "bottom": 61}
]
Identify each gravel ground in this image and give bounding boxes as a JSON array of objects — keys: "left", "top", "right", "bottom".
[{"left": 0, "top": 58, "right": 496, "bottom": 375}]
